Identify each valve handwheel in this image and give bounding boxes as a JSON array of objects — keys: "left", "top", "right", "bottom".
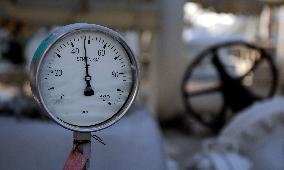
[{"left": 182, "top": 41, "right": 278, "bottom": 131}]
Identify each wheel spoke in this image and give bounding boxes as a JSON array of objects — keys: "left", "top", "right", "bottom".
[{"left": 211, "top": 49, "right": 234, "bottom": 80}]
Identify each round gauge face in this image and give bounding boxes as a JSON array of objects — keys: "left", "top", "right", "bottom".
[{"left": 33, "top": 25, "right": 138, "bottom": 131}]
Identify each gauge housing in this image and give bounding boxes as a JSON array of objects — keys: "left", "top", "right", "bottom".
[{"left": 30, "top": 23, "right": 140, "bottom": 132}]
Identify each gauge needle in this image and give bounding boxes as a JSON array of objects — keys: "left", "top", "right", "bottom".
[{"left": 83, "top": 36, "right": 94, "bottom": 96}]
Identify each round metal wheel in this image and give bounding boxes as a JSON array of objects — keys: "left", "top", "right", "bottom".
[{"left": 182, "top": 41, "right": 278, "bottom": 131}]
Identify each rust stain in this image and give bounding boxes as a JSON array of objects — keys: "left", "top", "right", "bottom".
[{"left": 63, "top": 150, "right": 87, "bottom": 170}]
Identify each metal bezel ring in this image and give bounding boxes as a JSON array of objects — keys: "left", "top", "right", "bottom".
[{"left": 30, "top": 23, "right": 140, "bottom": 132}]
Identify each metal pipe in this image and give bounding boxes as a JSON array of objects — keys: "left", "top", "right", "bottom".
[{"left": 73, "top": 132, "right": 92, "bottom": 170}]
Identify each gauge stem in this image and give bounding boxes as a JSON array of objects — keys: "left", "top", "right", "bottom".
[
  {"left": 73, "top": 132, "right": 91, "bottom": 169},
  {"left": 83, "top": 36, "right": 94, "bottom": 96}
]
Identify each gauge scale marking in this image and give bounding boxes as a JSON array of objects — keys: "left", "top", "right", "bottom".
[{"left": 31, "top": 24, "right": 139, "bottom": 132}]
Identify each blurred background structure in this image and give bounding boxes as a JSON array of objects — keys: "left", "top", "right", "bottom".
[{"left": 0, "top": 0, "right": 284, "bottom": 170}]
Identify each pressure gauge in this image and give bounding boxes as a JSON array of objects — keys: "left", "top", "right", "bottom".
[{"left": 30, "top": 23, "right": 139, "bottom": 132}]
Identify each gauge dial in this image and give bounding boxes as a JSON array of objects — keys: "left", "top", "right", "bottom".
[{"left": 31, "top": 24, "right": 139, "bottom": 132}]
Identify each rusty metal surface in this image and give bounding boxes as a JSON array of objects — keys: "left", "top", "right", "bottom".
[{"left": 63, "top": 150, "right": 87, "bottom": 170}]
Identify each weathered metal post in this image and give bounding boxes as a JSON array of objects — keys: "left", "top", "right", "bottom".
[{"left": 73, "top": 132, "right": 92, "bottom": 170}]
